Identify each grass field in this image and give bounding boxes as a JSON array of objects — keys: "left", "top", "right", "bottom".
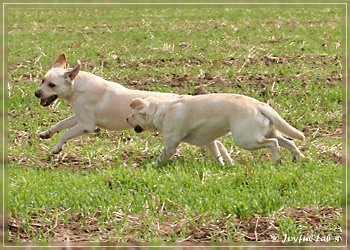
[{"left": 6, "top": 5, "right": 343, "bottom": 245}]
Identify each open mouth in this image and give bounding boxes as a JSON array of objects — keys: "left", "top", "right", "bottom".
[
  {"left": 134, "top": 125, "right": 144, "bottom": 133},
  {"left": 40, "top": 95, "right": 58, "bottom": 106}
]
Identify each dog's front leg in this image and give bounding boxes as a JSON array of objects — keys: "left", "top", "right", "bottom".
[
  {"left": 39, "top": 115, "right": 78, "bottom": 139},
  {"left": 154, "top": 141, "right": 179, "bottom": 167},
  {"left": 51, "top": 122, "right": 94, "bottom": 154},
  {"left": 214, "top": 140, "right": 234, "bottom": 166}
]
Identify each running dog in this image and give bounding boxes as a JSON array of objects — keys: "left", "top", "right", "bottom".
[
  {"left": 35, "top": 54, "right": 180, "bottom": 154},
  {"left": 126, "top": 94, "right": 305, "bottom": 166}
]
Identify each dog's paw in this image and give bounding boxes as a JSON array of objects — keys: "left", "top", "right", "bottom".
[
  {"left": 228, "top": 159, "right": 235, "bottom": 166},
  {"left": 292, "top": 153, "right": 306, "bottom": 162},
  {"left": 51, "top": 146, "right": 62, "bottom": 155},
  {"left": 39, "top": 130, "right": 52, "bottom": 139},
  {"left": 273, "top": 158, "right": 282, "bottom": 165},
  {"left": 153, "top": 159, "right": 167, "bottom": 168}
]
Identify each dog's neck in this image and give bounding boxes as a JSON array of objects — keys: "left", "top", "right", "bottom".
[
  {"left": 150, "top": 99, "right": 175, "bottom": 133},
  {"left": 63, "top": 71, "right": 127, "bottom": 102},
  {"left": 144, "top": 105, "right": 159, "bottom": 132}
]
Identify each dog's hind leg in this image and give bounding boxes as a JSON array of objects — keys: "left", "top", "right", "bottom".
[
  {"left": 268, "top": 130, "right": 304, "bottom": 162},
  {"left": 39, "top": 115, "right": 78, "bottom": 139},
  {"left": 235, "top": 136, "right": 280, "bottom": 163},
  {"left": 258, "top": 138, "right": 280, "bottom": 163},
  {"left": 205, "top": 142, "right": 225, "bottom": 166},
  {"left": 51, "top": 122, "right": 94, "bottom": 154}
]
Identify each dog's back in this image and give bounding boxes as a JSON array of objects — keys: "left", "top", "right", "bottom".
[{"left": 162, "top": 93, "right": 304, "bottom": 141}]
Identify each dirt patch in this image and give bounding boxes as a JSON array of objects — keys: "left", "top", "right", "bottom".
[
  {"left": 115, "top": 54, "right": 341, "bottom": 70},
  {"left": 112, "top": 54, "right": 342, "bottom": 93},
  {"left": 8, "top": 205, "right": 342, "bottom": 243}
]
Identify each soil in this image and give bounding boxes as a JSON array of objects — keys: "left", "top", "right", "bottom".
[{"left": 7, "top": 205, "right": 342, "bottom": 243}]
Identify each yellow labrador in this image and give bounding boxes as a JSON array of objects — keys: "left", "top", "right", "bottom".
[
  {"left": 126, "top": 94, "right": 305, "bottom": 166},
  {"left": 35, "top": 54, "right": 180, "bottom": 154}
]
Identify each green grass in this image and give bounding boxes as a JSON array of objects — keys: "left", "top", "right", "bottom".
[
  {"left": 6, "top": 6, "right": 343, "bottom": 243},
  {"left": 9, "top": 159, "right": 340, "bottom": 217}
]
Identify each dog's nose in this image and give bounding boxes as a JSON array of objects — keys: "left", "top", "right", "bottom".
[
  {"left": 134, "top": 125, "right": 144, "bottom": 133},
  {"left": 34, "top": 90, "right": 41, "bottom": 98}
]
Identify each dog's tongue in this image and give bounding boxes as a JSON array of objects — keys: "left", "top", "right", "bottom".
[
  {"left": 40, "top": 98, "right": 50, "bottom": 106},
  {"left": 39, "top": 95, "right": 57, "bottom": 106}
]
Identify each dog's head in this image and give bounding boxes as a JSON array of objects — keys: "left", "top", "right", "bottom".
[
  {"left": 126, "top": 98, "right": 157, "bottom": 133},
  {"left": 35, "top": 54, "right": 81, "bottom": 106}
]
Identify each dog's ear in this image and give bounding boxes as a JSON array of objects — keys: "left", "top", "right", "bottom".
[
  {"left": 64, "top": 60, "right": 81, "bottom": 81},
  {"left": 139, "top": 110, "right": 146, "bottom": 116},
  {"left": 130, "top": 98, "right": 146, "bottom": 111},
  {"left": 52, "top": 54, "right": 67, "bottom": 69}
]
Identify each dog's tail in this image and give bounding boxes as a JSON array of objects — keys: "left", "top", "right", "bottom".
[{"left": 258, "top": 104, "right": 305, "bottom": 141}]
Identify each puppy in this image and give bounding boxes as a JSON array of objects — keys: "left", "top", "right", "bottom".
[
  {"left": 126, "top": 94, "right": 305, "bottom": 166},
  {"left": 35, "top": 54, "right": 182, "bottom": 154}
]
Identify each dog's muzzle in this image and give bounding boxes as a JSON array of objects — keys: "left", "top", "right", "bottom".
[
  {"left": 35, "top": 90, "right": 58, "bottom": 107},
  {"left": 34, "top": 90, "right": 41, "bottom": 98},
  {"left": 134, "top": 125, "right": 144, "bottom": 133}
]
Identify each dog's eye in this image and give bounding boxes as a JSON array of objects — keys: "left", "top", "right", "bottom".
[
  {"left": 48, "top": 83, "right": 56, "bottom": 88},
  {"left": 41, "top": 79, "right": 44, "bottom": 84}
]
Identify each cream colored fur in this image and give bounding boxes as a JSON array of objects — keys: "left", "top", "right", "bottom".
[
  {"left": 126, "top": 94, "right": 305, "bottom": 166},
  {"left": 35, "top": 54, "right": 181, "bottom": 154}
]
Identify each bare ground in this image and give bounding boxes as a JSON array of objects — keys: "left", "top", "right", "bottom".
[{"left": 7, "top": 205, "right": 342, "bottom": 243}]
